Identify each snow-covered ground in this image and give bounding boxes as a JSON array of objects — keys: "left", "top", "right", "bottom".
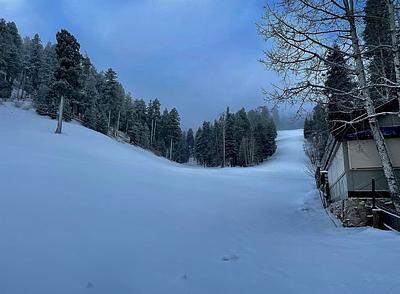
[{"left": 1, "top": 104, "right": 399, "bottom": 294}]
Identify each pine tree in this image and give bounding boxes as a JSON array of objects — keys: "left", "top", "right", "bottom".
[
  {"left": 99, "top": 68, "right": 123, "bottom": 134},
  {"left": 225, "top": 108, "right": 236, "bottom": 166},
  {"left": 186, "top": 128, "right": 195, "bottom": 158},
  {"left": 52, "top": 29, "right": 82, "bottom": 133},
  {"left": 175, "top": 132, "right": 190, "bottom": 163},
  {"left": 308, "top": 103, "right": 329, "bottom": 162},
  {"left": 303, "top": 117, "right": 313, "bottom": 139},
  {"left": 202, "top": 121, "right": 214, "bottom": 166},
  {"left": 128, "top": 120, "right": 150, "bottom": 148},
  {"left": 79, "top": 55, "right": 98, "bottom": 118},
  {"left": 324, "top": 45, "right": 355, "bottom": 129},
  {"left": 234, "top": 108, "right": 251, "bottom": 166},
  {"left": 265, "top": 119, "right": 277, "bottom": 157},
  {"left": 83, "top": 103, "right": 98, "bottom": 130},
  {"left": 0, "top": 19, "right": 22, "bottom": 99},
  {"left": 194, "top": 127, "right": 204, "bottom": 165},
  {"left": 26, "top": 34, "right": 43, "bottom": 99},
  {"left": 80, "top": 58, "right": 100, "bottom": 131},
  {"left": 157, "top": 109, "right": 170, "bottom": 156},
  {"left": 96, "top": 111, "right": 109, "bottom": 135},
  {"left": 36, "top": 43, "right": 57, "bottom": 115},
  {"left": 166, "top": 108, "right": 182, "bottom": 160},
  {"left": 194, "top": 122, "right": 212, "bottom": 166},
  {"left": 17, "top": 36, "right": 32, "bottom": 100},
  {"left": 147, "top": 99, "right": 161, "bottom": 148}
]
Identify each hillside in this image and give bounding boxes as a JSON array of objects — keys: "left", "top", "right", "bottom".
[{"left": 0, "top": 104, "right": 399, "bottom": 294}]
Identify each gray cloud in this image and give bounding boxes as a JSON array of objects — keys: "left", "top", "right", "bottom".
[{"left": 4, "top": 0, "right": 280, "bottom": 128}]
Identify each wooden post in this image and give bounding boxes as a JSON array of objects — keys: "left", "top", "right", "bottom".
[
  {"left": 372, "top": 209, "right": 381, "bottom": 229},
  {"left": 372, "top": 178, "right": 376, "bottom": 209},
  {"left": 371, "top": 178, "right": 382, "bottom": 228}
]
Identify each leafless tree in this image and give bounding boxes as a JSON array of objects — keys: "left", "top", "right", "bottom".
[
  {"left": 55, "top": 95, "right": 64, "bottom": 134},
  {"left": 259, "top": 0, "right": 400, "bottom": 209}
]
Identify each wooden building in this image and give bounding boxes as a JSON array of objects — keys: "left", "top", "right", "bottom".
[{"left": 316, "top": 99, "right": 400, "bottom": 226}]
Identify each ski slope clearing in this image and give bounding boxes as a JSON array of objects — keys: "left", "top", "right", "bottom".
[{"left": 1, "top": 104, "right": 399, "bottom": 294}]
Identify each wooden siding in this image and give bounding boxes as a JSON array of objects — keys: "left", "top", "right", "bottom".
[
  {"left": 347, "top": 139, "right": 400, "bottom": 169},
  {"left": 327, "top": 143, "right": 348, "bottom": 201}
]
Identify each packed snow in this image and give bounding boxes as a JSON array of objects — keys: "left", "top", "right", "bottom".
[{"left": 1, "top": 104, "right": 399, "bottom": 294}]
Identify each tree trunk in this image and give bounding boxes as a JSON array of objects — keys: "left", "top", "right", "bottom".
[
  {"left": 154, "top": 120, "right": 157, "bottom": 144},
  {"left": 150, "top": 119, "right": 154, "bottom": 146},
  {"left": 243, "top": 138, "right": 248, "bottom": 167},
  {"left": 55, "top": 95, "right": 64, "bottom": 134},
  {"left": 222, "top": 121, "right": 226, "bottom": 167},
  {"left": 115, "top": 111, "right": 120, "bottom": 137},
  {"left": 18, "top": 70, "right": 24, "bottom": 100},
  {"left": 251, "top": 138, "right": 255, "bottom": 165},
  {"left": 345, "top": 0, "right": 400, "bottom": 209},
  {"left": 107, "top": 110, "right": 111, "bottom": 134},
  {"left": 20, "top": 70, "right": 26, "bottom": 100},
  {"left": 170, "top": 138, "right": 173, "bottom": 160}
]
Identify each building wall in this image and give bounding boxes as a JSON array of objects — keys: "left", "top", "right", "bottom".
[
  {"left": 347, "top": 139, "right": 400, "bottom": 169},
  {"left": 347, "top": 169, "right": 400, "bottom": 191},
  {"left": 346, "top": 138, "right": 400, "bottom": 192},
  {"left": 327, "top": 143, "right": 348, "bottom": 201}
]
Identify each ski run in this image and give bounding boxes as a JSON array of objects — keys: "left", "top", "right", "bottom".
[{"left": 1, "top": 104, "right": 400, "bottom": 294}]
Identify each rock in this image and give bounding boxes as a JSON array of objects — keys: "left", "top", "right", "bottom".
[{"left": 328, "top": 198, "right": 373, "bottom": 227}]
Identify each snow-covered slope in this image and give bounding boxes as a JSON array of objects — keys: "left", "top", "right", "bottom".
[{"left": 1, "top": 104, "right": 399, "bottom": 294}]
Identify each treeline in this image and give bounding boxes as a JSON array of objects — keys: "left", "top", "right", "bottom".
[
  {"left": 194, "top": 107, "right": 277, "bottom": 167},
  {"left": 303, "top": 0, "right": 396, "bottom": 165},
  {"left": 303, "top": 104, "right": 329, "bottom": 164},
  {"left": 1, "top": 19, "right": 277, "bottom": 167},
  {"left": 0, "top": 19, "right": 191, "bottom": 163}
]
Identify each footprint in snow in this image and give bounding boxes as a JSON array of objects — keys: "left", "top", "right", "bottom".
[{"left": 221, "top": 254, "right": 239, "bottom": 262}]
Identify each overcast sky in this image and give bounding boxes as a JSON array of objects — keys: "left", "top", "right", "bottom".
[{"left": 1, "top": 0, "right": 280, "bottom": 128}]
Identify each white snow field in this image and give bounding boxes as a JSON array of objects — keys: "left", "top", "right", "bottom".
[{"left": 1, "top": 104, "right": 400, "bottom": 294}]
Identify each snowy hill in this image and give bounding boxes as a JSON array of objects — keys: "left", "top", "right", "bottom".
[{"left": 1, "top": 104, "right": 399, "bottom": 294}]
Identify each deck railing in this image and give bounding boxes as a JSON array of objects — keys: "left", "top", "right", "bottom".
[
  {"left": 375, "top": 202, "right": 400, "bottom": 232},
  {"left": 371, "top": 179, "right": 400, "bottom": 232}
]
